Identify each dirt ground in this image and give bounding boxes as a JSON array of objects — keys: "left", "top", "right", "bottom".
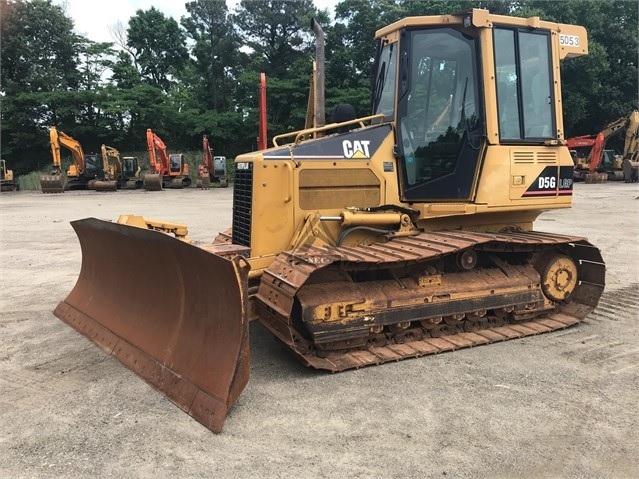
[{"left": 1, "top": 182, "right": 638, "bottom": 479}]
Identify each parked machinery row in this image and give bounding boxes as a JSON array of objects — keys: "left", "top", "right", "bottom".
[
  {"left": 567, "top": 110, "right": 639, "bottom": 183},
  {"left": 38, "top": 126, "right": 227, "bottom": 193}
]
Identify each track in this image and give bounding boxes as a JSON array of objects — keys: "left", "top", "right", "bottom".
[{"left": 256, "top": 230, "right": 606, "bottom": 371}]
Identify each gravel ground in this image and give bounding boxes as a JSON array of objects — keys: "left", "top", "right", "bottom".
[{"left": 1, "top": 182, "right": 638, "bottom": 478}]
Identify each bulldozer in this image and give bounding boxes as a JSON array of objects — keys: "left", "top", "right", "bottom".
[
  {"left": 40, "top": 126, "right": 104, "bottom": 193},
  {"left": 54, "top": 10, "right": 605, "bottom": 433},
  {"left": 1, "top": 159, "right": 19, "bottom": 191}
]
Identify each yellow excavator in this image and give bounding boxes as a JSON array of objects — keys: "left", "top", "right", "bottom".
[
  {"left": 40, "top": 126, "right": 104, "bottom": 193},
  {"left": 1, "top": 159, "right": 18, "bottom": 191},
  {"left": 95, "top": 145, "right": 144, "bottom": 191},
  {"left": 54, "top": 10, "right": 605, "bottom": 433},
  {"left": 621, "top": 111, "right": 639, "bottom": 182}
]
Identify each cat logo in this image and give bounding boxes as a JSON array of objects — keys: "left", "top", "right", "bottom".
[{"left": 342, "top": 140, "right": 371, "bottom": 159}]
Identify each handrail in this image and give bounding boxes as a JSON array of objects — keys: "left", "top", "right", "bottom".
[{"left": 272, "top": 114, "right": 387, "bottom": 147}]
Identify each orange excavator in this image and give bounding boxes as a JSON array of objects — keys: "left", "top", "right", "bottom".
[
  {"left": 197, "top": 135, "right": 228, "bottom": 189},
  {"left": 573, "top": 111, "right": 639, "bottom": 183},
  {"left": 566, "top": 135, "right": 596, "bottom": 181},
  {"left": 143, "top": 129, "right": 191, "bottom": 191},
  {"left": 54, "top": 10, "right": 604, "bottom": 433}
]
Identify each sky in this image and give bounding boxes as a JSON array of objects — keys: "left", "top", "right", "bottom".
[{"left": 53, "top": 0, "right": 339, "bottom": 44}]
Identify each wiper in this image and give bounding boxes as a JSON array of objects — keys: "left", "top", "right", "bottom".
[
  {"left": 460, "top": 76, "right": 480, "bottom": 150},
  {"left": 373, "top": 62, "right": 387, "bottom": 113},
  {"left": 460, "top": 76, "right": 469, "bottom": 134}
]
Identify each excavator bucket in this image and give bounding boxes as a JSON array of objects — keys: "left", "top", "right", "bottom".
[
  {"left": 143, "top": 173, "right": 163, "bottom": 191},
  {"left": 53, "top": 218, "right": 250, "bottom": 433},
  {"left": 40, "top": 174, "right": 66, "bottom": 193},
  {"left": 90, "top": 180, "right": 118, "bottom": 192}
]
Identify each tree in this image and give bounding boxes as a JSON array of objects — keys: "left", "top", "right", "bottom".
[
  {"left": 233, "top": 0, "right": 318, "bottom": 76},
  {"left": 182, "top": 0, "right": 244, "bottom": 112},
  {"left": 232, "top": 0, "right": 329, "bottom": 134},
  {"left": 0, "top": 0, "right": 82, "bottom": 173},
  {"left": 119, "top": 7, "right": 189, "bottom": 92}
]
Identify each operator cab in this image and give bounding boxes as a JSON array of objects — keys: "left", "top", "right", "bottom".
[
  {"left": 372, "top": 12, "right": 555, "bottom": 202},
  {"left": 122, "top": 157, "right": 139, "bottom": 177},
  {"left": 169, "top": 154, "right": 183, "bottom": 173},
  {"left": 84, "top": 153, "right": 104, "bottom": 178},
  {"left": 213, "top": 156, "right": 227, "bottom": 178}
]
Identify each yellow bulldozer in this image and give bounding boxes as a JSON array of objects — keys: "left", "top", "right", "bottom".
[{"left": 54, "top": 9, "right": 605, "bottom": 433}]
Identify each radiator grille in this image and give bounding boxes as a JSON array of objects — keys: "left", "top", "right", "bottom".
[{"left": 232, "top": 163, "right": 253, "bottom": 247}]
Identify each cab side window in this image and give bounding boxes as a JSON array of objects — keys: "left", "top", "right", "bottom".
[{"left": 494, "top": 28, "right": 554, "bottom": 141}]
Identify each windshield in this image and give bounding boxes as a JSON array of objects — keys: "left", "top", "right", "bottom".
[
  {"left": 397, "top": 27, "right": 483, "bottom": 201},
  {"left": 169, "top": 154, "right": 182, "bottom": 173}
]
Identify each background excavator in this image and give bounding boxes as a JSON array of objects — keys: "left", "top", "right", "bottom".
[
  {"left": 0, "top": 160, "right": 20, "bottom": 191},
  {"left": 40, "top": 126, "right": 104, "bottom": 193},
  {"left": 621, "top": 111, "right": 639, "bottom": 182},
  {"left": 54, "top": 10, "right": 605, "bottom": 433},
  {"left": 569, "top": 111, "right": 639, "bottom": 183},
  {"left": 196, "top": 135, "right": 228, "bottom": 189},
  {"left": 97, "top": 145, "right": 144, "bottom": 190},
  {"left": 1, "top": 159, "right": 19, "bottom": 191},
  {"left": 143, "top": 128, "right": 191, "bottom": 190}
]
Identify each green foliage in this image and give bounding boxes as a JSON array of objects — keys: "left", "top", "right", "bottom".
[
  {"left": 1, "top": 0, "right": 637, "bottom": 176},
  {"left": 122, "top": 7, "right": 189, "bottom": 91},
  {"left": 17, "top": 171, "right": 44, "bottom": 191}
]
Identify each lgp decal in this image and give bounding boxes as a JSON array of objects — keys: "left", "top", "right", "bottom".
[
  {"left": 342, "top": 140, "right": 371, "bottom": 159},
  {"left": 522, "top": 166, "right": 573, "bottom": 197}
]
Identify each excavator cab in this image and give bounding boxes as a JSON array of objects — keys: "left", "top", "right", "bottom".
[
  {"left": 83, "top": 153, "right": 103, "bottom": 178},
  {"left": 122, "top": 157, "right": 139, "bottom": 178},
  {"left": 169, "top": 154, "right": 184, "bottom": 174}
]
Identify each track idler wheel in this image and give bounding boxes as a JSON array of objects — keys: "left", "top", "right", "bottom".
[
  {"left": 535, "top": 252, "right": 578, "bottom": 302},
  {"left": 456, "top": 249, "right": 477, "bottom": 270}
]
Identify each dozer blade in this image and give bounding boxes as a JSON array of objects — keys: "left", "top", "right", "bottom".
[{"left": 54, "top": 218, "right": 250, "bottom": 433}]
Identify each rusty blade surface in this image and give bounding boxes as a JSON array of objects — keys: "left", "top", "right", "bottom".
[{"left": 54, "top": 217, "right": 250, "bottom": 433}]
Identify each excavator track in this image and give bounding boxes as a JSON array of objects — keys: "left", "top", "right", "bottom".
[{"left": 255, "top": 231, "right": 605, "bottom": 372}]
